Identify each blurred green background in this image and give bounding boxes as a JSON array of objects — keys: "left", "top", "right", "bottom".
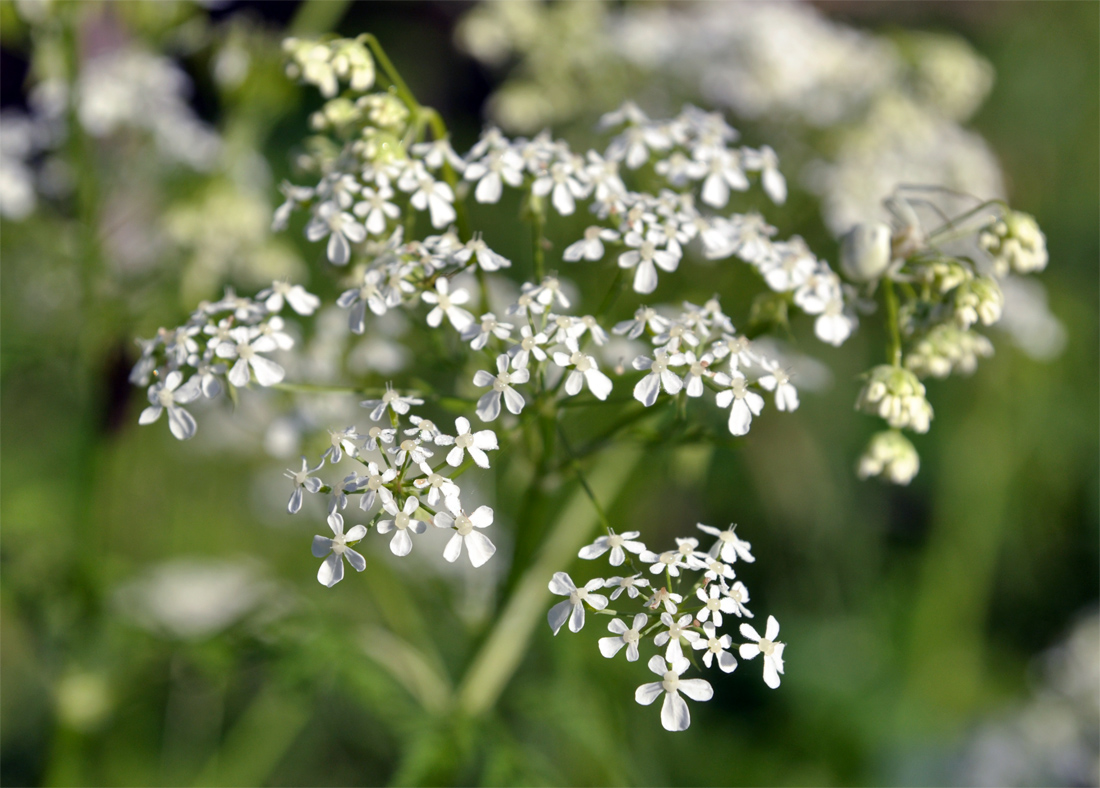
[{"left": 1, "top": 1, "right": 1096, "bottom": 786}]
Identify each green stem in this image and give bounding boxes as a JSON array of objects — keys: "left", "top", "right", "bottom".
[{"left": 883, "top": 278, "right": 903, "bottom": 367}]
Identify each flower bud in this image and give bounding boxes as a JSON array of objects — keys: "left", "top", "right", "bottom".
[
  {"left": 856, "top": 365, "right": 933, "bottom": 433},
  {"left": 857, "top": 430, "right": 920, "bottom": 485},
  {"left": 839, "top": 222, "right": 892, "bottom": 282}
]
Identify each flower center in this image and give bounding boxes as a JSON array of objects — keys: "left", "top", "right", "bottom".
[
  {"left": 455, "top": 514, "right": 473, "bottom": 535},
  {"left": 237, "top": 344, "right": 255, "bottom": 360},
  {"left": 395, "top": 512, "right": 410, "bottom": 530},
  {"left": 455, "top": 433, "right": 473, "bottom": 448},
  {"left": 623, "top": 629, "right": 639, "bottom": 644},
  {"left": 493, "top": 373, "right": 511, "bottom": 391},
  {"left": 157, "top": 388, "right": 176, "bottom": 408},
  {"left": 759, "top": 638, "right": 775, "bottom": 656},
  {"left": 661, "top": 672, "right": 680, "bottom": 692},
  {"left": 607, "top": 534, "right": 624, "bottom": 548},
  {"left": 382, "top": 390, "right": 399, "bottom": 403}
]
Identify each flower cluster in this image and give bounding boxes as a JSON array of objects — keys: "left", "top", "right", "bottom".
[
  {"left": 549, "top": 523, "right": 784, "bottom": 731},
  {"left": 294, "top": 406, "right": 500, "bottom": 586},
  {"left": 842, "top": 191, "right": 1049, "bottom": 485},
  {"left": 132, "top": 283, "right": 319, "bottom": 440}
]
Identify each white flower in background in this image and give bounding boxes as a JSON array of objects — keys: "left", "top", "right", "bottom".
[
  {"left": 697, "top": 523, "right": 755, "bottom": 564},
  {"left": 607, "top": 123, "right": 672, "bottom": 170},
  {"left": 305, "top": 201, "right": 366, "bottom": 265},
  {"left": 678, "top": 351, "right": 714, "bottom": 397},
  {"left": 743, "top": 145, "right": 787, "bottom": 204},
  {"left": 473, "top": 354, "right": 529, "bottom": 421},
  {"left": 455, "top": 235, "right": 512, "bottom": 271},
  {"left": 285, "top": 456, "right": 325, "bottom": 513},
  {"left": 462, "top": 312, "right": 514, "bottom": 350},
  {"left": 358, "top": 461, "right": 397, "bottom": 511},
  {"left": 507, "top": 325, "right": 549, "bottom": 369},
  {"left": 389, "top": 436, "right": 433, "bottom": 467},
  {"left": 760, "top": 237, "right": 818, "bottom": 292},
  {"left": 257, "top": 316, "right": 295, "bottom": 352},
  {"left": 564, "top": 226, "right": 620, "bottom": 262},
  {"left": 693, "top": 622, "right": 739, "bottom": 673},
  {"left": 422, "top": 277, "right": 475, "bottom": 332},
  {"left": 398, "top": 161, "right": 456, "bottom": 228},
  {"left": 599, "top": 613, "right": 648, "bottom": 661},
  {"left": 714, "top": 372, "right": 765, "bottom": 436},
  {"left": 618, "top": 231, "right": 681, "bottom": 294},
  {"left": 654, "top": 612, "right": 700, "bottom": 660},
  {"left": 444, "top": 417, "right": 498, "bottom": 468},
  {"left": 377, "top": 495, "right": 427, "bottom": 557},
  {"left": 640, "top": 549, "right": 687, "bottom": 578},
  {"left": 215, "top": 327, "right": 286, "bottom": 388},
  {"left": 606, "top": 573, "right": 651, "bottom": 600},
  {"left": 139, "top": 371, "right": 201, "bottom": 440},
  {"left": 696, "top": 585, "right": 738, "bottom": 628},
  {"left": 433, "top": 496, "right": 497, "bottom": 567},
  {"left": 758, "top": 363, "right": 799, "bottom": 411},
  {"left": 614, "top": 305, "right": 670, "bottom": 340},
  {"left": 410, "top": 137, "right": 465, "bottom": 171},
  {"left": 553, "top": 339, "right": 614, "bottom": 400},
  {"left": 724, "top": 581, "right": 753, "bottom": 619},
  {"left": 634, "top": 652, "right": 713, "bottom": 732},
  {"left": 362, "top": 424, "right": 397, "bottom": 453},
  {"left": 578, "top": 528, "right": 646, "bottom": 566},
  {"left": 190, "top": 360, "right": 225, "bottom": 399},
  {"left": 632, "top": 349, "right": 684, "bottom": 406},
  {"left": 699, "top": 148, "right": 749, "bottom": 208},
  {"left": 353, "top": 183, "right": 401, "bottom": 235},
  {"left": 312, "top": 512, "right": 367, "bottom": 587},
  {"left": 547, "top": 572, "right": 608, "bottom": 635},
  {"left": 337, "top": 269, "right": 391, "bottom": 334},
  {"left": 258, "top": 281, "right": 321, "bottom": 316},
  {"left": 740, "top": 615, "right": 786, "bottom": 689},
  {"left": 701, "top": 555, "right": 736, "bottom": 585},
  {"left": 463, "top": 147, "right": 524, "bottom": 203},
  {"left": 406, "top": 415, "right": 444, "bottom": 442},
  {"left": 532, "top": 160, "right": 590, "bottom": 215},
  {"left": 360, "top": 387, "right": 424, "bottom": 422}
]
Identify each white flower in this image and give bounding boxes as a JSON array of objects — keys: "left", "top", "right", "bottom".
[
  {"left": 421, "top": 277, "right": 475, "bottom": 332},
  {"left": 697, "top": 523, "right": 755, "bottom": 564},
  {"left": 406, "top": 415, "right": 444, "bottom": 442},
  {"left": 463, "top": 147, "right": 524, "bottom": 204},
  {"left": 857, "top": 430, "right": 920, "bottom": 485},
  {"left": 758, "top": 364, "right": 799, "bottom": 411},
  {"left": 552, "top": 339, "right": 613, "bottom": 400},
  {"left": 285, "top": 456, "right": 324, "bottom": 514},
  {"left": 547, "top": 572, "right": 608, "bottom": 635},
  {"left": 215, "top": 327, "right": 286, "bottom": 388},
  {"left": 358, "top": 461, "right": 397, "bottom": 511},
  {"left": 760, "top": 238, "right": 817, "bottom": 292},
  {"left": 653, "top": 612, "right": 700, "bottom": 660},
  {"left": 258, "top": 281, "right": 321, "bottom": 315},
  {"left": 352, "top": 183, "right": 400, "bottom": 236},
  {"left": 578, "top": 528, "right": 646, "bottom": 566},
  {"left": 743, "top": 145, "right": 787, "bottom": 205},
  {"left": 564, "top": 226, "right": 620, "bottom": 262},
  {"left": 433, "top": 496, "right": 496, "bottom": 567},
  {"left": 855, "top": 365, "right": 933, "bottom": 433},
  {"left": 634, "top": 652, "right": 713, "bottom": 732},
  {"left": 473, "top": 354, "right": 529, "bottom": 421},
  {"left": 444, "top": 416, "right": 498, "bottom": 468},
  {"left": 640, "top": 549, "right": 687, "bottom": 578},
  {"left": 507, "top": 325, "right": 549, "bottom": 370},
  {"left": 257, "top": 316, "right": 295, "bottom": 352},
  {"left": 646, "top": 587, "right": 684, "bottom": 615},
  {"left": 398, "top": 162, "right": 456, "bottom": 229},
  {"left": 360, "top": 387, "right": 424, "bottom": 422},
  {"left": 607, "top": 124, "right": 672, "bottom": 170},
  {"left": 531, "top": 160, "right": 590, "bottom": 216},
  {"left": 411, "top": 462, "right": 459, "bottom": 507},
  {"left": 462, "top": 312, "right": 513, "bottom": 351},
  {"left": 599, "top": 613, "right": 648, "bottom": 662},
  {"left": 696, "top": 585, "right": 738, "bottom": 628},
  {"left": 312, "top": 512, "right": 367, "bottom": 587},
  {"left": 305, "top": 201, "right": 366, "bottom": 265},
  {"left": 376, "top": 495, "right": 427, "bottom": 557},
  {"left": 618, "top": 231, "right": 681, "bottom": 294},
  {"left": 139, "top": 371, "right": 201, "bottom": 440},
  {"left": 362, "top": 424, "right": 396, "bottom": 453},
  {"left": 323, "top": 426, "right": 361, "bottom": 463},
  {"left": 410, "top": 137, "right": 464, "bottom": 172},
  {"left": 389, "top": 437, "right": 433, "bottom": 467},
  {"left": 337, "top": 269, "right": 392, "bottom": 333},
  {"left": 606, "top": 573, "right": 651, "bottom": 600},
  {"left": 632, "top": 350, "right": 683, "bottom": 406},
  {"left": 692, "top": 621, "right": 738, "bottom": 673},
  {"left": 454, "top": 235, "right": 512, "bottom": 271},
  {"left": 739, "top": 615, "right": 785, "bottom": 689},
  {"left": 614, "top": 305, "right": 670, "bottom": 340},
  {"left": 714, "top": 372, "right": 765, "bottom": 436},
  {"left": 701, "top": 556, "right": 736, "bottom": 584},
  {"left": 678, "top": 351, "right": 714, "bottom": 397},
  {"left": 724, "top": 581, "right": 753, "bottom": 618},
  {"left": 699, "top": 149, "right": 749, "bottom": 208}
]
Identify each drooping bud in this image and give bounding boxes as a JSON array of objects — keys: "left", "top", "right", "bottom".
[
  {"left": 857, "top": 430, "right": 920, "bottom": 485},
  {"left": 839, "top": 222, "right": 892, "bottom": 282}
]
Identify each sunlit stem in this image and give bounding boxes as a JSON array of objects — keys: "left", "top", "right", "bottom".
[{"left": 883, "top": 277, "right": 903, "bottom": 367}]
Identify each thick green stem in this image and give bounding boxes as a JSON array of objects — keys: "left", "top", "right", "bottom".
[
  {"left": 456, "top": 446, "right": 643, "bottom": 716},
  {"left": 883, "top": 278, "right": 903, "bottom": 367}
]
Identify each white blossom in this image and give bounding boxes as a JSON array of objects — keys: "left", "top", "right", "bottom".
[
  {"left": 358, "top": 461, "right": 397, "bottom": 511},
  {"left": 692, "top": 621, "right": 739, "bottom": 673},
  {"left": 462, "top": 312, "right": 513, "bottom": 350},
  {"left": 353, "top": 183, "right": 400, "bottom": 235},
  {"left": 634, "top": 651, "right": 713, "bottom": 732},
  {"left": 215, "top": 327, "right": 286, "bottom": 388},
  {"left": 473, "top": 354, "right": 529, "bottom": 421},
  {"left": 563, "top": 226, "right": 620, "bottom": 262},
  {"left": 258, "top": 280, "right": 321, "bottom": 316},
  {"left": 654, "top": 612, "right": 701, "bottom": 660},
  {"left": 696, "top": 584, "right": 737, "bottom": 628},
  {"left": 139, "top": 371, "right": 201, "bottom": 440},
  {"left": 632, "top": 350, "right": 683, "bottom": 406},
  {"left": 618, "top": 231, "right": 681, "bottom": 294},
  {"left": 578, "top": 528, "right": 646, "bottom": 566},
  {"left": 598, "top": 613, "right": 648, "bottom": 661},
  {"left": 433, "top": 496, "right": 496, "bottom": 567},
  {"left": 422, "top": 277, "right": 475, "bottom": 332},
  {"left": 547, "top": 572, "right": 608, "bottom": 635},
  {"left": 360, "top": 387, "right": 424, "bottom": 422},
  {"left": 305, "top": 200, "right": 366, "bottom": 265},
  {"left": 377, "top": 495, "right": 427, "bottom": 557},
  {"left": 445, "top": 417, "right": 498, "bottom": 468},
  {"left": 553, "top": 339, "right": 613, "bottom": 400},
  {"left": 606, "top": 573, "right": 651, "bottom": 600},
  {"left": 739, "top": 615, "right": 785, "bottom": 689},
  {"left": 697, "top": 523, "right": 756, "bottom": 564},
  {"left": 714, "top": 372, "right": 765, "bottom": 436},
  {"left": 312, "top": 512, "right": 367, "bottom": 587}
]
